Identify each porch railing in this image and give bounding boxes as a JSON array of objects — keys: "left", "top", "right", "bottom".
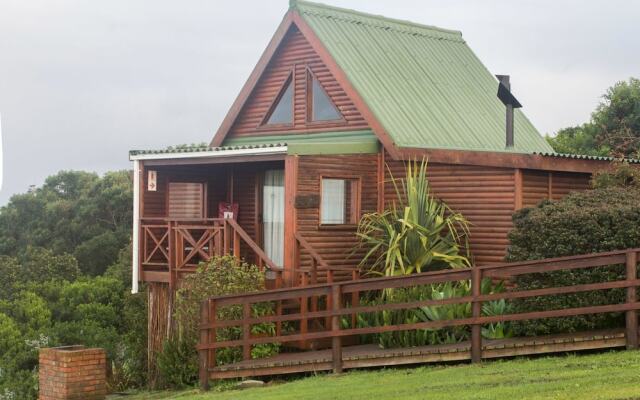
[
  {"left": 197, "top": 248, "right": 640, "bottom": 388},
  {"left": 140, "top": 218, "right": 283, "bottom": 288}
]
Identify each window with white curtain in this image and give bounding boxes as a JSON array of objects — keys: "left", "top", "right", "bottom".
[
  {"left": 320, "top": 178, "right": 360, "bottom": 225},
  {"left": 263, "top": 170, "right": 285, "bottom": 266}
]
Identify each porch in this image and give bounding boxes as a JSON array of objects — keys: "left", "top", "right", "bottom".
[{"left": 131, "top": 146, "right": 363, "bottom": 290}]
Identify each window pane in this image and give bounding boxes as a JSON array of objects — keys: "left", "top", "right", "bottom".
[
  {"left": 312, "top": 77, "right": 341, "bottom": 121},
  {"left": 321, "top": 179, "right": 346, "bottom": 224},
  {"left": 266, "top": 79, "right": 293, "bottom": 125}
]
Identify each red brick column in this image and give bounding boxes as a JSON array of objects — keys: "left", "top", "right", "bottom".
[{"left": 39, "top": 346, "right": 106, "bottom": 400}]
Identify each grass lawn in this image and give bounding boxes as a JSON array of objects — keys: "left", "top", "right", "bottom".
[{"left": 122, "top": 350, "right": 640, "bottom": 400}]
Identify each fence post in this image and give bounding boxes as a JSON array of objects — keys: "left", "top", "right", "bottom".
[
  {"left": 199, "top": 299, "right": 210, "bottom": 391},
  {"left": 243, "top": 302, "right": 251, "bottom": 360},
  {"left": 331, "top": 284, "right": 342, "bottom": 374},
  {"left": 471, "top": 267, "right": 482, "bottom": 363},
  {"left": 626, "top": 251, "right": 638, "bottom": 349}
]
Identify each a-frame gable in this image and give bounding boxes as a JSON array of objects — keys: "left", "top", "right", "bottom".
[
  {"left": 225, "top": 25, "right": 367, "bottom": 139},
  {"left": 211, "top": 10, "right": 401, "bottom": 158}
]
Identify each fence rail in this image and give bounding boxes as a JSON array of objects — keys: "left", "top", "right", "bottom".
[
  {"left": 197, "top": 248, "right": 640, "bottom": 388},
  {"left": 140, "top": 217, "right": 284, "bottom": 288}
]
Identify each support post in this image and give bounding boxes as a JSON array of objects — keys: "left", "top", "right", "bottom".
[
  {"left": 223, "top": 221, "right": 230, "bottom": 255},
  {"left": 331, "top": 284, "right": 342, "bottom": 374},
  {"left": 626, "top": 251, "right": 638, "bottom": 349},
  {"left": 233, "top": 230, "right": 241, "bottom": 258},
  {"left": 300, "top": 274, "right": 309, "bottom": 345},
  {"left": 199, "top": 300, "right": 210, "bottom": 391},
  {"left": 351, "top": 270, "right": 360, "bottom": 329},
  {"left": 243, "top": 302, "right": 251, "bottom": 360},
  {"left": 471, "top": 267, "right": 482, "bottom": 363}
]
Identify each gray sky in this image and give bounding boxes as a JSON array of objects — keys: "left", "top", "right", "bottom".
[{"left": 0, "top": 0, "right": 639, "bottom": 204}]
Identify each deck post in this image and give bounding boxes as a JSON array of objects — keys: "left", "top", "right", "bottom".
[
  {"left": 243, "top": 302, "right": 252, "bottom": 360},
  {"left": 199, "top": 299, "right": 210, "bottom": 391},
  {"left": 626, "top": 251, "right": 638, "bottom": 349},
  {"left": 471, "top": 267, "right": 482, "bottom": 363},
  {"left": 223, "top": 220, "right": 230, "bottom": 255},
  {"left": 331, "top": 284, "right": 342, "bottom": 374}
]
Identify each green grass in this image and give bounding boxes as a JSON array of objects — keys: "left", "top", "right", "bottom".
[{"left": 122, "top": 350, "right": 640, "bottom": 400}]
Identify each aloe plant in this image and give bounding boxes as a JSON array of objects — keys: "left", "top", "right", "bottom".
[{"left": 356, "top": 159, "right": 470, "bottom": 277}]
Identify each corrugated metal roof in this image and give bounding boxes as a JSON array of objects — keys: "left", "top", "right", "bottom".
[
  {"left": 293, "top": 1, "right": 555, "bottom": 154},
  {"left": 223, "top": 130, "right": 380, "bottom": 155},
  {"left": 130, "top": 130, "right": 380, "bottom": 159},
  {"left": 129, "top": 142, "right": 285, "bottom": 156},
  {"left": 534, "top": 152, "right": 640, "bottom": 164}
]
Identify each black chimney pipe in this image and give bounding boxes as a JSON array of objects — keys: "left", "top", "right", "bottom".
[{"left": 496, "top": 75, "right": 522, "bottom": 149}]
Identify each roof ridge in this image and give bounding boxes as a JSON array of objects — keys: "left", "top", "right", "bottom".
[{"left": 291, "top": 0, "right": 463, "bottom": 40}]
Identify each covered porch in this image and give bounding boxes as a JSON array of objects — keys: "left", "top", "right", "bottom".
[{"left": 131, "top": 145, "right": 293, "bottom": 289}]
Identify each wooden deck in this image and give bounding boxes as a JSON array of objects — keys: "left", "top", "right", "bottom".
[{"left": 209, "top": 329, "right": 628, "bottom": 379}]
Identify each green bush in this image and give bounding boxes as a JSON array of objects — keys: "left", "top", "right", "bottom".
[
  {"left": 158, "top": 256, "right": 279, "bottom": 388},
  {"left": 506, "top": 184, "right": 640, "bottom": 336},
  {"left": 344, "top": 280, "right": 511, "bottom": 348}
]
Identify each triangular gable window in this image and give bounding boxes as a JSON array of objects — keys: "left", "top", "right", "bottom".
[
  {"left": 308, "top": 70, "right": 342, "bottom": 122},
  {"left": 264, "top": 74, "right": 294, "bottom": 125}
]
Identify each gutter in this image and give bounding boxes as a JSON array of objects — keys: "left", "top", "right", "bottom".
[{"left": 129, "top": 145, "right": 289, "bottom": 161}]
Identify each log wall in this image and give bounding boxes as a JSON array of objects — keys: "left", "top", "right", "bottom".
[
  {"left": 522, "top": 169, "right": 592, "bottom": 207},
  {"left": 384, "top": 159, "right": 516, "bottom": 265},
  {"left": 295, "top": 154, "right": 378, "bottom": 277}
]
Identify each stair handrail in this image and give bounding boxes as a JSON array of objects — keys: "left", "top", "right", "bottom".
[{"left": 224, "top": 218, "right": 282, "bottom": 273}]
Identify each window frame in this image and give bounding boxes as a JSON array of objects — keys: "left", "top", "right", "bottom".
[
  {"left": 318, "top": 175, "right": 361, "bottom": 228},
  {"left": 260, "top": 70, "right": 295, "bottom": 128},
  {"left": 305, "top": 68, "right": 345, "bottom": 125}
]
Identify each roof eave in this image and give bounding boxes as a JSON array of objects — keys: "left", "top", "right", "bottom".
[
  {"left": 400, "top": 147, "right": 619, "bottom": 174},
  {"left": 129, "top": 145, "right": 288, "bottom": 161}
]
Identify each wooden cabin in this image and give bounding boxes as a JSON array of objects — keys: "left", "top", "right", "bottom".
[{"left": 130, "top": 2, "right": 618, "bottom": 345}]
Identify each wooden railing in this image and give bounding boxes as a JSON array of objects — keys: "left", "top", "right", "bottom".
[
  {"left": 197, "top": 248, "right": 640, "bottom": 388},
  {"left": 140, "top": 218, "right": 283, "bottom": 288}
]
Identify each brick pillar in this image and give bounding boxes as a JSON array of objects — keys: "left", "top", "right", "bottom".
[{"left": 39, "top": 345, "right": 106, "bottom": 400}]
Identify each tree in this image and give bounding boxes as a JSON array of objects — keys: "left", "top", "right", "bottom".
[
  {"left": 0, "top": 170, "right": 132, "bottom": 276},
  {"left": 547, "top": 78, "right": 640, "bottom": 158}
]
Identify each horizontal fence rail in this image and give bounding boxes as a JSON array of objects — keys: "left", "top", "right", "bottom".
[
  {"left": 197, "top": 248, "right": 640, "bottom": 388},
  {"left": 139, "top": 217, "right": 284, "bottom": 288}
]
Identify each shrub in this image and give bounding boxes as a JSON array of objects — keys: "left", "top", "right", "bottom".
[
  {"left": 506, "top": 184, "right": 640, "bottom": 335},
  {"left": 357, "top": 160, "right": 470, "bottom": 277},
  {"left": 158, "top": 256, "right": 279, "bottom": 388},
  {"left": 344, "top": 280, "right": 511, "bottom": 348}
]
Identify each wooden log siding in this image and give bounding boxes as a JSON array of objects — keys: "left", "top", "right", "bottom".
[
  {"left": 384, "top": 159, "right": 516, "bottom": 265},
  {"left": 296, "top": 154, "right": 378, "bottom": 280},
  {"left": 227, "top": 25, "right": 368, "bottom": 139},
  {"left": 522, "top": 170, "right": 592, "bottom": 207}
]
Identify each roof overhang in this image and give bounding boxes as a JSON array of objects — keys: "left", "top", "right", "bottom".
[
  {"left": 129, "top": 145, "right": 288, "bottom": 166},
  {"left": 400, "top": 147, "right": 631, "bottom": 174}
]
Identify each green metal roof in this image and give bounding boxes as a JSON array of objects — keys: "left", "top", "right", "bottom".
[
  {"left": 131, "top": 130, "right": 379, "bottom": 158},
  {"left": 222, "top": 129, "right": 379, "bottom": 155},
  {"left": 534, "top": 152, "right": 640, "bottom": 164},
  {"left": 292, "top": 1, "right": 554, "bottom": 154}
]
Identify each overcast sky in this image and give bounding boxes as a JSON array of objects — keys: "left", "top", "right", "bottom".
[{"left": 0, "top": 0, "right": 638, "bottom": 204}]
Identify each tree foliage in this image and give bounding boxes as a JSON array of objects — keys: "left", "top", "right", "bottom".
[
  {"left": 0, "top": 170, "right": 146, "bottom": 398},
  {"left": 547, "top": 77, "right": 640, "bottom": 158},
  {"left": 0, "top": 170, "right": 132, "bottom": 276}
]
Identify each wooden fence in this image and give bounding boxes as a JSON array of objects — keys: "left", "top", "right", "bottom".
[{"left": 197, "top": 248, "right": 640, "bottom": 388}]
